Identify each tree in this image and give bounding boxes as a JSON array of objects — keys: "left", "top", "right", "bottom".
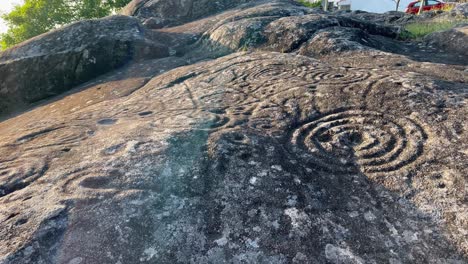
[
  {"left": 1, "top": 0, "right": 74, "bottom": 49},
  {"left": 0, "top": 0, "right": 132, "bottom": 50},
  {"left": 393, "top": 0, "right": 401, "bottom": 11},
  {"left": 322, "top": 0, "right": 329, "bottom": 11}
]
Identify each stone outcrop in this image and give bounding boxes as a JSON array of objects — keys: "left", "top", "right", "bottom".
[
  {"left": 196, "top": 4, "right": 400, "bottom": 55},
  {"left": 0, "top": 0, "right": 467, "bottom": 263},
  {"left": 0, "top": 15, "right": 168, "bottom": 118},
  {"left": 424, "top": 24, "right": 468, "bottom": 56},
  {"left": 450, "top": 3, "right": 468, "bottom": 19},
  {"left": 121, "top": 0, "right": 262, "bottom": 28}
]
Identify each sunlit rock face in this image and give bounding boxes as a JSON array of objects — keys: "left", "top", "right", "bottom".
[
  {"left": 121, "top": 0, "right": 261, "bottom": 28},
  {"left": 0, "top": 15, "right": 168, "bottom": 118},
  {"left": 0, "top": 0, "right": 467, "bottom": 263},
  {"left": 424, "top": 25, "right": 468, "bottom": 57}
]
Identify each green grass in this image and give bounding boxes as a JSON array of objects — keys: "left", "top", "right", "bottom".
[
  {"left": 297, "top": 0, "right": 322, "bottom": 8},
  {"left": 400, "top": 20, "right": 467, "bottom": 39}
]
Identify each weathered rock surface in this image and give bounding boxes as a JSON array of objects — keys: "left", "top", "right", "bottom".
[
  {"left": 0, "top": 0, "right": 467, "bottom": 263},
  {"left": 121, "top": 0, "right": 261, "bottom": 28},
  {"left": 0, "top": 15, "right": 168, "bottom": 118},
  {"left": 424, "top": 24, "right": 468, "bottom": 56},
  {"left": 450, "top": 3, "right": 468, "bottom": 19},
  {"left": 195, "top": 3, "right": 399, "bottom": 57},
  {"left": 336, "top": 10, "right": 414, "bottom": 26}
]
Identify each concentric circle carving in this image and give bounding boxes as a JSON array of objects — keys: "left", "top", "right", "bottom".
[{"left": 292, "top": 110, "right": 427, "bottom": 174}]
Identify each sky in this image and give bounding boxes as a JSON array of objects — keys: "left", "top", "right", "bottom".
[
  {"left": 0, "top": 0, "right": 23, "bottom": 33},
  {"left": 333, "top": 0, "right": 414, "bottom": 12},
  {"left": 347, "top": 0, "right": 414, "bottom": 12}
]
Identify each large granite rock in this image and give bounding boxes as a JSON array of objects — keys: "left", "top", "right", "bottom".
[
  {"left": 450, "top": 3, "right": 468, "bottom": 19},
  {"left": 0, "top": 0, "right": 467, "bottom": 263},
  {"left": 121, "top": 0, "right": 265, "bottom": 28},
  {"left": 336, "top": 10, "right": 413, "bottom": 25},
  {"left": 424, "top": 24, "right": 468, "bottom": 57},
  {"left": 197, "top": 3, "right": 399, "bottom": 54},
  {"left": 0, "top": 15, "right": 168, "bottom": 118}
]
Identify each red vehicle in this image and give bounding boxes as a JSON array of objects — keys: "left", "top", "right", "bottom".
[{"left": 405, "top": 0, "right": 448, "bottom": 14}]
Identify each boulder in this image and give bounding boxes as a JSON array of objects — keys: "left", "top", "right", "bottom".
[
  {"left": 450, "top": 3, "right": 468, "bottom": 18},
  {"left": 424, "top": 24, "right": 468, "bottom": 57},
  {"left": 0, "top": 15, "right": 168, "bottom": 118},
  {"left": 337, "top": 10, "right": 411, "bottom": 25},
  {"left": 121, "top": 0, "right": 266, "bottom": 27},
  {"left": 298, "top": 27, "right": 378, "bottom": 56},
  {"left": 198, "top": 3, "right": 400, "bottom": 54},
  {"left": 199, "top": 1, "right": 314, "bottom": 53}
]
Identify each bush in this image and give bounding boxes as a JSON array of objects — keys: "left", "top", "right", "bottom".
[{"left": 297, "top": 0, "right": 322, "bottom": 9}]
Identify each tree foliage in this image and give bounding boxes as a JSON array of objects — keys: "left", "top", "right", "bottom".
[
  {"left": 1, "top": 0, "right": 132, "bottom": 50},
  {"left": 297, "top": 0, "right": 322, "bottom": 9}
]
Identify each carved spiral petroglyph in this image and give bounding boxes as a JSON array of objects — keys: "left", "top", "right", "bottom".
[
  {"left": 292, "top": 110, "right": 428, "bottom": 174},
  {"left": 0, "top": 155, "right": 48, "bottom": 197},
  {"left": 198, "top": 110, "right": 232, "bottom": 131},
  {"left": 148, "top": 109, "right": 236, "bottom": 132},
  {"left": 61, "top": 166, "right": 121, "bottom": 196},
  {"left": 228, "top": 62, "right": 371, "bottom": 87},
  {"left": 242, "top": 63, "right": 300, "bottom": 82},
  {"left": 73, "top": 102, "right": 154, "bottom": 120},
  {"left": 197, "top": 88, "right": 249, "bottom": 108},
  {"left": 229, "top": 63, "right": 317, "bottom": 88},
  {"left": 304, "top": 69, "right": 372, "bottom": 85},
  {"left": 15, "top": 125, "right": 94, "bottom": 150}
]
